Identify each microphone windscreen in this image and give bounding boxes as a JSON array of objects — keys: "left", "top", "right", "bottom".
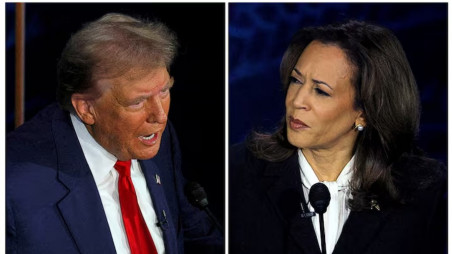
[
  {"left": 309, "top": 182, "right": 331, "bottom": 214},
  {"left": 184, "top": 181, "right": 209, "bottom": 209}
]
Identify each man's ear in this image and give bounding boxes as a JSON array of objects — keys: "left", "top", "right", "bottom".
[{"left": 71, "top": 93, "right": 96, "bottom": 125}]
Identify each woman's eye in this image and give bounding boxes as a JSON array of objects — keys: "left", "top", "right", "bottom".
[
  {"left": 289, "top": 76, "right": 303, "bottom": 85},
  {"left": 315, "top": 88, "right": 330, "bottom": 97}
]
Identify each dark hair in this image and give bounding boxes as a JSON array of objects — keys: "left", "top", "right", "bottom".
[
  {"left": 247, "top": 20, "right": 420, "bottom": 210},
  {"left": 57, "top": 13, "right": 179, "bottom": 112}
]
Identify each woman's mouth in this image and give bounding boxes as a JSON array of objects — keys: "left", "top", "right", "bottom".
[{"left": 289, "top": 116, "right": 310, "bottom": 130}]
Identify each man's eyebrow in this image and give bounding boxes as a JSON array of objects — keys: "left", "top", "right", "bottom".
[
  {"left": 293, "top": 67, "right": 333, "bottom": 90},
  {"left": 127, "top": 77, "right": 175, "bottom": 103},
  {"left": 166, "top": 77, "right": 175, "bottom": 88},
  {"left": 129, "top": 95, "right": 148, "bottom": 103}
]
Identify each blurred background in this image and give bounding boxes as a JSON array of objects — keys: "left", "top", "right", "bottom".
[
  {"left": 229, "top": 3, "right": 448, "bottom": 166},
  {"left": 6, "top": 3, "right": 225, "bottom": 224}
]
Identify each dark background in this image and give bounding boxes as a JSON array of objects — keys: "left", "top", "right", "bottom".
[
  {"left": 5, "top": 2, "right": 449, "bottom": 235},
  {"left": 229, "top": 3, "right": 448, "bottom": 166},
  {"left": 6, "top": 3, "right": 225, "bottom": 225}
]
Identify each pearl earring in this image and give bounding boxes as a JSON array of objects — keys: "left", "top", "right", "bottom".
[{"left": 355, "top": 123, "right": 364, "bottom": 132}]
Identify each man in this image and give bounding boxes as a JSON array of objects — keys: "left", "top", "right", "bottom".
[{"left": 6, "top": 13, "right": 222, "bottom": 254}]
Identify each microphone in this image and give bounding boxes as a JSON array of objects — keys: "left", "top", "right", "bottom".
[
  {"left": 309, "top": 182, "right": 331, "bottom": 254},
  {"left": 184, "top": 181, "right": 224, "bottom": 235}
]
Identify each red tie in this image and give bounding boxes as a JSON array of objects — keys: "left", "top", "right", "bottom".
[{"left": 114, "top": 160, "right": 158, "bottom": 254}]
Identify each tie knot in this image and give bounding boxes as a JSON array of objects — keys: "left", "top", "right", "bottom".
[{"left": 114, "top": 160, "right": 131, "bottom": 177}]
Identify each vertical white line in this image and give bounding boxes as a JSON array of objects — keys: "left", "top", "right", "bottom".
[
  {"left": 224, "top": 1, "right": 229, "bottom": 253},
  {"left": 0, "top": 1, "right": 7, "bottom": 252},
  {"left": 448, "top": 2, "right": 452, "bottom": 251}
]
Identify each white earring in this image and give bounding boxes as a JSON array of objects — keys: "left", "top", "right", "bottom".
[{"left": 355, "top": 123, "right": 364, "bottom": 132}]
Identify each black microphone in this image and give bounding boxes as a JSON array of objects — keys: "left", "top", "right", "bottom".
[
  {"left": 184, "top": 181, "right": 224, "bottom": 235},
  {"left": 309, "top": 182, "right": 331, "bottom": 254}
]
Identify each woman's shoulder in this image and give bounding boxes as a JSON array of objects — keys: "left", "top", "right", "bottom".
[
  {"left": 229, "top": 141, "right": 297, "bottom": 179},
  {"left": 229, "top": 142, "right": 264, "bottom": 176},
  {"left": 392, "top": 152, "right": 446, "bottom": 201}
]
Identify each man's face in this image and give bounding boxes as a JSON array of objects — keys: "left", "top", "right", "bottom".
[{"left": 84, "top": 67, "right": 172, "bottom": 161}]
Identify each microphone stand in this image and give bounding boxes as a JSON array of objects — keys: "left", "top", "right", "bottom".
[
  {"left": 319, "top": 213, "right": 327, "bottom": 254},
  {"left": 205, "top": 207, "right": 224, "bottom": 235},
  {"left": 185, "top": 181, "right": 224, "bottom": 235}
]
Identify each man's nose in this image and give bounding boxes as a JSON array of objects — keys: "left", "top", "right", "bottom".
[{"left": 146, "top": 96, "right": 168, "bottom": 124}]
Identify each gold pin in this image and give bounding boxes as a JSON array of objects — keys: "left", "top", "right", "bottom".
[{"left": 370, "top": 199, "right": 380, "bottom": 211}]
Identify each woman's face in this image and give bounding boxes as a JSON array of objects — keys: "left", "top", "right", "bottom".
[{"left": 285, "top": 40, "right": 363, "bottom": 152}]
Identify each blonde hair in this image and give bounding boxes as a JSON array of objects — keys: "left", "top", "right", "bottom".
[{"left": 57, "top": 13, "right": 178, "bottom": 111}]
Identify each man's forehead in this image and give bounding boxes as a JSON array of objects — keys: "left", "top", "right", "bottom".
[
  {"left": 94, "top": 67, "right": 170, "bottom": 93},
  {"left": 122, "top": 66, "right": 169, "bottom": 82}
]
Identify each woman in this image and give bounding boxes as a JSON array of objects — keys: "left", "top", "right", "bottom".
[{"left": 229, "top": 20, "right": 446, "bottom": 254}]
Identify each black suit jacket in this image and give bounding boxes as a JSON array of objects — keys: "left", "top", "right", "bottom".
[
  {"left": 229, "top": 143, "right": 447, "bottom": 254},
  {"left": 6, "top": 104, "right": 223, "bottom": 254}
]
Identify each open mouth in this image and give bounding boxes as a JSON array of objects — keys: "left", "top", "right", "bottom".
[
  {"left": 138, "top": 133, "right": 159, "bottom": 145},
  {"left": 140, "top": 133, "right": 156, "bottom": 140}
]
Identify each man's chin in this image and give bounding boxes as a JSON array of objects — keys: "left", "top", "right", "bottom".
[{"left": 133, "top": 145, "right": 161, "bottom": 160}]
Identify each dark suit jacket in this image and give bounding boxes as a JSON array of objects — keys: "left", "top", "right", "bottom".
[
  {"left": 6, "top": 104, "right": 223, "bottom": 254},
  {"left": 229, "top": 143, "right": 447, "bottom": 254}
]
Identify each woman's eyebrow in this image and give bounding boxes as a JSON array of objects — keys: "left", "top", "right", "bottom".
[
  {"left": 313, "top": 79, "right": 333, "bottom": 91},
  {"left": 293, "top": 67, "right": 333, "bottom": 90},
  {"left": 293, "top": 67, "right": 302, "bottom": 76}
]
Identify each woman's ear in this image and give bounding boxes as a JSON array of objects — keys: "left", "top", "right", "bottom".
[
  {"left": 355, "top": 112, "right": 366, "bottom": 128},
  {"left": 71, "top": 93, "right": 96, "bottom": 125}
]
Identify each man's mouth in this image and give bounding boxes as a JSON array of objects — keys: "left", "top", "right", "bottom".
[
  {"left": 140, "top": 133, "right": 156, "bottom": 140},
  {"left": 138, "top": 133, "right": 159, "bottom": 145}
]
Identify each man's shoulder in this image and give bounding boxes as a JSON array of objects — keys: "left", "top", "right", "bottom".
[
  {"left": 7, "top": 103, "right": 63, "bottom": 142},
  {"left": 7, "top": 103, "right": 68, "bottom": 169}
]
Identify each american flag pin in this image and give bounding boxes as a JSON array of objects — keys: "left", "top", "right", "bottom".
[{"left": 155, "top": 174, "right": 161, "bottom": 184}]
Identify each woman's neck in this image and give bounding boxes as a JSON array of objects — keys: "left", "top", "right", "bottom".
[{"left": 302, "top": 147, "right": 354, "bottom": 182}]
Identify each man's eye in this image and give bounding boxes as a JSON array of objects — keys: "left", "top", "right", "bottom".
[{"left": 129, "top": 101, "right": 144, "bottom": 109}]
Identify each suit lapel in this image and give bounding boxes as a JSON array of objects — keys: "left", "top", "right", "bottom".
[
  {"left": 261, "top": 150, "right": 392, "bottom": 254},
  {"left": 140, "top": 159, "right": 179, "bottom": 254},
  {"left": 52, "top": 109, "right": 116, "bottom": 253},
  {"left": 333, "top": 206, "right": 390, "bottom": 254},
  {"left": 264, "top": 153, "right": 321, "bottom": 254}
]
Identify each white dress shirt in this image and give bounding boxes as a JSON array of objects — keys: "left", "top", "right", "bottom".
[
  {"left": 71, "top": 114, "right": 165, "bottom": 254},
  {"left": 298, "top": 149, "right": 353, "bottom": 254}
]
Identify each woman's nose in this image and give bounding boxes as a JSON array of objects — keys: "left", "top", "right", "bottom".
[{"left": 290, "top": 85, "right": 310, "bottom": 110}]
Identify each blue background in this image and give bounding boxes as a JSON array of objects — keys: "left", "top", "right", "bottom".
[{"left": 229, "top": 3, "right": 448, "bottom": 165}]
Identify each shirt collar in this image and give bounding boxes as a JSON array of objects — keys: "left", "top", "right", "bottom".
[
  {"left": 298, "top": 149, "right": 354, "bottom": 190},
  {"left": 70, "top": 113, "right": 118, "bottom": 184}
]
